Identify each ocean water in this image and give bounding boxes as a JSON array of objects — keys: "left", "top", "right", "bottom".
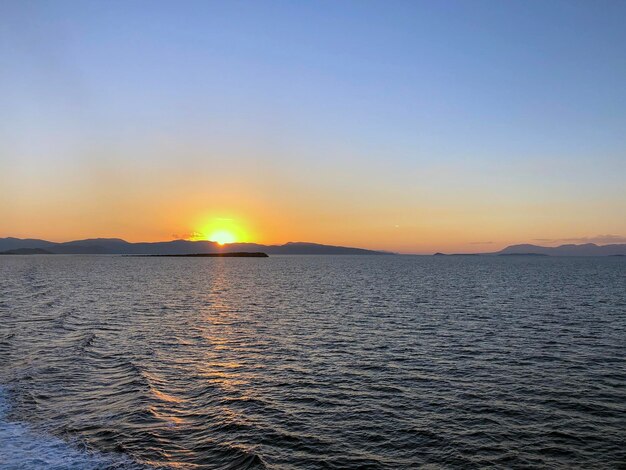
[{"left": 0, "top": 255, "right": 625, "bottom": 469}]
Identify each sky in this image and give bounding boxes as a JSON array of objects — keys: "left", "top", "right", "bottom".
[{"left": 1, "top": 0, "right": 625, "bottom": 253}]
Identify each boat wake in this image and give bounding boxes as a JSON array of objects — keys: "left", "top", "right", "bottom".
[{"left": 0, "top": 386, "right": 142, "bottom": 469}]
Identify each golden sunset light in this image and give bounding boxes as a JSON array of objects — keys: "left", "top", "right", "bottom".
[
  {"left": 189, "top": 218, "right": 250, "bottom": 245},
  {"left": 207, "top": 230, "right": 236, "bottom": 246}
]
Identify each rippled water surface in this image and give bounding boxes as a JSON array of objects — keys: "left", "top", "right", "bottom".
[{"left": 1, "top": 255, "right": 625, "bottom": 469}]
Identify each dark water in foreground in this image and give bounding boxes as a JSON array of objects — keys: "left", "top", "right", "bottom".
[{"left": 0, "top": 255, "right": 625, "bottom": 469}]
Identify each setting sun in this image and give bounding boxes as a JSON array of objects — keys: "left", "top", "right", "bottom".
[
  {"left": 208, "top": 230, "right": 236, "bottom": 245},
  {"left": 189, "top": 217, "right": 250, "bottom": 245}
]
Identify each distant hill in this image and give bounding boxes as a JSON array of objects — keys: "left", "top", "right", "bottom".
[
  {"left": 433, "top": 243, "right": 626, "bottom": 256},
  {"left": 0, "top": 237, "right": 57, "bottom": 251},
  {"left": 495, "top": 243, "right": 626, "bottom": 256},
  {"left": 0, "top": 238, "right": 391, "bottom": 256}
]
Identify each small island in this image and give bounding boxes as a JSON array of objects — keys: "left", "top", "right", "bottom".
[
  {"left": 129, "top": 252, "right": 269, "bottom": 258},
  {"left": 0, "top": 248, "right": 54, "bottom": 255},
  {"left": 497, "top": 253, "right": 548, "bottom": 256}
]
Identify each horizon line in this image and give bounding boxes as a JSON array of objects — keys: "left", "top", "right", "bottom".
[{"left": 2, "top": 235, "right": 626, "bottom": 257}]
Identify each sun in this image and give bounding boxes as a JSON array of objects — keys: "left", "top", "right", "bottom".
[
  {"left": 208, "top": 230, "right": 236, "bottom": 246},
  {"left": 191, "top": 217, "right": 249, "bottom": 245}
]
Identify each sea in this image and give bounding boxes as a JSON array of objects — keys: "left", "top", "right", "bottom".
[{"left": 0, "top": 255, "right": 624, "bottom": 469}]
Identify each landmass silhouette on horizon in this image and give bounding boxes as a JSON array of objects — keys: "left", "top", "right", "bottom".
[
  {"left": 0, "top": 237, "right": 391, "bottom": 255},
  {"left": 1, "top": 237, "right": 626, "bottom": 256}
]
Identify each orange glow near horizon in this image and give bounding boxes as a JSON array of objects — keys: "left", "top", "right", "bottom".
[{"left": 2, "top": 170, "right": 625, "bottom": 254}]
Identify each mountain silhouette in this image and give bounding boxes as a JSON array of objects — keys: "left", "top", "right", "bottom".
[
  {"left": 0, "top": 238, "right": 391, "bottom": 255},
  {"left": 433, "top": 243, "right": 626, "bottom": 256},
  {"left": 495, "top": 243, "right": 626, "bottom": 256},
  {"left": 2, "top": 238, "right": 625, "bottom": 256}
]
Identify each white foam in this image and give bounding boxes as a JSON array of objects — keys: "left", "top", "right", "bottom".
[{"left": 0, "top": 386, "right": 140, "bottom": 469}]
